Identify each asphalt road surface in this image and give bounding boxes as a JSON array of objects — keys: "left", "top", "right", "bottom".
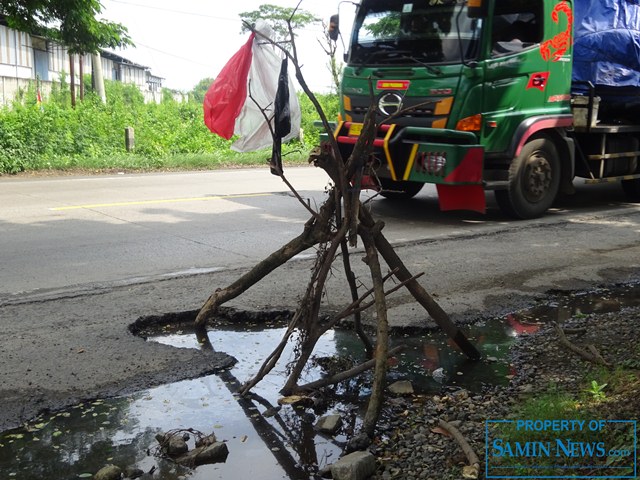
[
  {"left": 1, "top": 166, "right": 639, "bottom": 430},
  {"left": 1, "top": 166, "right": 638, "bottom": 303}
]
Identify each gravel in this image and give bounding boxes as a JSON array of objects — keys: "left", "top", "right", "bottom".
[{"left": 369, "top": 305, "right": 640, "bottom": 479}]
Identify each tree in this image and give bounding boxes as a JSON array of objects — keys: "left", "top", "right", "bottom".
[
  {"left": 191, "top": 78, "right": 215, "bottom": 104},
  {"left": 364, "top": 14, "right": 402, "bottom": 39},
  {"left": 319, "top": 20, "right": 343, "bottom": 93},
  {"left": 240, "top": 3, "right": 343, "bottom": 92},
  {"left": 239, "top": 3, "right": 319, "bottom": 43},
  {"left": 1, "top": 0, "right": 132, "bottom": 53}
]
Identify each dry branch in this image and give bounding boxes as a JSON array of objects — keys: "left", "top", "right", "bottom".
[
  {"left": 360, "top": 225, "right": 390, "bottom": 437},
  {"left": 331, "top": 270, "right": 424, "bottom": 325},
  {"left": 438, "top": 418, "right": 480, "bottom": 471},
  {"left": 359, "top": 206, "right": 482, "bottom": 360},
  {"left": 195, "top": 195, "right": 335, "bottom": 328},
  {"left": 553, "top": 322, "right": 611, "bottom": 367},
  {"left": 195, "top": 16, "right": 481, "bottom": 445},
  {"left": 340, "top": 239, "right": 374, "bottom": 358},
  {"left": 281, "top": 223, "right": 351, "bottom": 395},
  {"left": 295, "top": 345, "right": 406, "bottom": 392}
]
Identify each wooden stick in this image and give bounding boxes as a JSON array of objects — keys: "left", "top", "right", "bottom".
[
  {"left": 359, "top": 207, "right": 482, "bottom": 360},
  {"left": 360, "top": 226, "right": 390, "bottom": 437},
  {"left": 553, "top": 322, "right": 610, "bottom": 367},
  {"left": 438, "top": 419, "right": 480, "bottom": 468},
  {"left": 294, "top": 345, "right": 406, "bottom": 392}
]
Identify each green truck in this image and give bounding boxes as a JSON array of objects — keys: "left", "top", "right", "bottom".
[{"left": 328, "top": 0, "right": 640, "bottom": 218}]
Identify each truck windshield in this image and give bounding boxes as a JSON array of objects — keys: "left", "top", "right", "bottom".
[{"left": 350, "top": 0, "right": 481, "bottom": 66}]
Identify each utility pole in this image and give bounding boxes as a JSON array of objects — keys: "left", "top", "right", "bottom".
[
  {"left": 69, "top": 53, "right": 76, "bottom": 108},
  {"left": 79, "top": 55, "right": 84, "bottom": 101},
  {"left": 91, "top": 53, "right": 106, "bottom": 103}
]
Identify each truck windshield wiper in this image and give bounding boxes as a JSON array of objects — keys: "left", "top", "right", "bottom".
[
  {"left": 353, "top": 47, "right": 407, "bottom": 73},
  {"left": 356, "top": 47, "right": 402, "bottom": 63},
  {"left": 397, "top": 55, "right": 442, "bottom": 75}
]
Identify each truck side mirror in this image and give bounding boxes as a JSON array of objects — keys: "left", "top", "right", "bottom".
[
  {"left": 467, "top": 0, "right": 488, "bottom": 18},
  {"left": 328, "top": 14, "right": 340, "bottom": 41}
]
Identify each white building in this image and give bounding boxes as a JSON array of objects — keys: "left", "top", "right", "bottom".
[{"left": 0, "top": 20, "right": 164, "bottom": 105}]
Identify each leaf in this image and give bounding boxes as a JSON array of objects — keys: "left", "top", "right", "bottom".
[
  {"left": 430, "top": 426, "right": 452, "bottom": 437},
  {"left": 277, "top": 395, "right": 313, "bottom": 407}
]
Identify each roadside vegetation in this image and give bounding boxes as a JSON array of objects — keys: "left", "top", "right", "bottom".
[
  {"left": 491, "top": 369, "right": 639, "bottom": 477},
  {"left": 486, "top": 316, "right": 640, "bottom": 479},
  {"left": 0, "top": 77, "right": 339, "bottom": 175}
]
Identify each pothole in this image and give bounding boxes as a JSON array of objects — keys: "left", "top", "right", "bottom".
[{"left": 1, "top": 283, "right": 638, "bottom": 479}]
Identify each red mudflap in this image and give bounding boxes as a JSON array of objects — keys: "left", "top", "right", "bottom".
[
  {"left": 360, "top": 174, "right": 379, "bottom": 190},
  {"left": 436, "top": 184, "right": 486, "bottom": 213}
]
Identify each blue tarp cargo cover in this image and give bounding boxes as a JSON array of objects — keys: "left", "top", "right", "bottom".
[{"left": 573, "top": 0, "right": 640, "bottom": 88}]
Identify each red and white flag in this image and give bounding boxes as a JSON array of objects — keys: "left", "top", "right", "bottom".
[{"left": 203, "top": 21, "right": 301, "bottom": 152}]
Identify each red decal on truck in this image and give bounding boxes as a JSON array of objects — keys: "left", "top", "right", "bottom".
[
  {"left": 540, "top": 0, "right": 573, "bottom": 62},
  {"left": 548, "top": 94, "right": 571, "bottom": 103},
  {"left": 527, "top": 72, "right": 550, "bottom": 91}
]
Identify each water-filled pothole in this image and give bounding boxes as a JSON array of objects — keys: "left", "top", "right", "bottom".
[{"left": 1, "top": 283, "right": 638, "bottom": 479}]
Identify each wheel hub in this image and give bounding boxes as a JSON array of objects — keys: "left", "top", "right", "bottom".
[{"left": 523, "top": 153, "right": 552, "bottom": 202}]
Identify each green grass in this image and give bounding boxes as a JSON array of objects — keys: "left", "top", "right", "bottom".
[
  {"left": 487, "top": 371, "right": 639, "bottom": 478},
  {"left": 16, "top": 147, "right": 314, "bottom": 174},
  {"left": 0, "top": 78, "right": 338, "bottom": 175}
]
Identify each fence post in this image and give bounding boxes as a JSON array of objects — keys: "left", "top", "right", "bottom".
[{"left": 125, "top": 127, "right": 135, "bottom": 152}]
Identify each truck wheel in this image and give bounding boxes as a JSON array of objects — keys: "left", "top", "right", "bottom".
[
  {"left": 621, "top": 178, "right": 640, "bottom": 201},
  {"left": 378, "top": 178, "right": 424, "bottom": 200},
  {"left": 494, "top": 137, "right": 561, "bottom": 219}
]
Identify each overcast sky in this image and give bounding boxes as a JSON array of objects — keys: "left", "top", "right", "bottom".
[{"left": 100, "top": 0, "right": 346, "bottom": 93}]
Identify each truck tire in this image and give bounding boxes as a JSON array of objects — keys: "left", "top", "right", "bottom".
[
  {"left": 494, "top": 137, "right": 561, "bottom": 219},
  {"left": 378, "top": 178, "right": 424, "bottom": 200},
  {"left": 621, "top": 178, "right": 640, "bottom": 201}
]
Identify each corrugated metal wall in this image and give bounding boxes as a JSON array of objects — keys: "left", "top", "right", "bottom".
[
  {"left": 0, "top": 25, "right": 33, "bottom": 78},
  {"left": 0, "top": 24, "right": 164, "bottom": 103}
]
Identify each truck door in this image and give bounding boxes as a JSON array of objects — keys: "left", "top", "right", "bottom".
[{"left": 482, "top": 0, "right": 548, "bottom": 155}]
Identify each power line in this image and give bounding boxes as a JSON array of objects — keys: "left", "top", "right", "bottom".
[
  {"left": 106, "top": 0, "right": 326, "bottom": 34},
  {"left": 108, "top": 0, "right": 241, "bottom": 23},
  {"left": 133, "top": 42, "right": 213, "bottom": 68}
]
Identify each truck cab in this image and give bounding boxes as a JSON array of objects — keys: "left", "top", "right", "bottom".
[{"left": 332, "top": 0, "right": 640, "bottom": 218}]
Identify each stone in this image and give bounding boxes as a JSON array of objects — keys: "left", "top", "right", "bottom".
[
  {"left": 155, "top": 432, "right": 189, "bottom": 457},
  {"left": 176, "top": 442, "right": 229, "bottom": 466},
  {"left": 195, "top": 433, "right": 217, "bottom": 448},
  {"left": 345, "top": 433, "right": 372, "bottom": 453},
  {"left": 166, "top": 437, "right": 189, "bottom": 456},
  {"left": 317, "top": 464, "right": 333, "bottom": 478},
  {"left": 123, "top": 466, "right": 143, "bottom": 479},
  {"left": 94, "top": 465, "right": 122, "bottom": 480},
  {"left": 316, "top": 414, "right": 343, "bottom": 434},
  {"left": 413, "top": 432, "right": 427, "bottom": 442},
  {"left": 330, "top": 451, "right": 376, "bottom": 480},
  {"left": 388, "top": 380, "right": 414, "bottom": 395}
]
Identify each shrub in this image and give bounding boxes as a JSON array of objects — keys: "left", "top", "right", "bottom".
[{"left": 0, "top": 76, "right": 339, "bottom": 174}]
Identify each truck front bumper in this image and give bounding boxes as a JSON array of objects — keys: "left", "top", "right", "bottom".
[{"left": 334, "top": 122, "right": 487, "bottom": 213}]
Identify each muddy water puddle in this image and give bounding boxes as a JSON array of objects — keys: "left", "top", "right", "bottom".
[{"left": 1, "top": 283, "right": 638, "bottom": 479}]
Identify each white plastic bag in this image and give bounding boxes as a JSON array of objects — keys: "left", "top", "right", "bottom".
[{"left": 231, "top": 21, "right": 301, "bottom": 152}]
